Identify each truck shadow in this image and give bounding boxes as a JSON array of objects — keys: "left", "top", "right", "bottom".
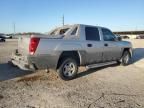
[
  {"left": 130, "top": 48, "right": 144, "bottom": 64},
  {"left": 77, "top": 48, "right": 144, "bottom": 79},
  {"left": 76, "top": 64, "right": 118, "bottom": 79},
  {"left": 0, "top": 63, "right": 32, "bottom": 81},
  {"left": 0, "top": 48, "right": 143, "bottom": 81}
]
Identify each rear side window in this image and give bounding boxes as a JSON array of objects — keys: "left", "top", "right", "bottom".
[{"left": 85, "top": 27, "right": 100, "bottom": 41}]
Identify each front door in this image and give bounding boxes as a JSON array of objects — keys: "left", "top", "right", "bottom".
[{"left": 101, "top": 28, "right": 122, "bottom": 62}]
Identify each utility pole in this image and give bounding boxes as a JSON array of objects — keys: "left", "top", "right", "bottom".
[
  {"left": 62, "top": 14, "right": 64, "bottom": 26},
  {"left": 135, "top": 26, "right": 137, "bottom": 31},
  {"left": 13, "top": 22, "right": 16, "bottom": 36}
]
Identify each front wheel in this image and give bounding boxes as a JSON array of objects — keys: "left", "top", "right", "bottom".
[
  {"left": 57, "top": 58, "right": 78, "bottom": 80},
  {"left": 121, "top": 51, "right": 131, "bottom": 66}
]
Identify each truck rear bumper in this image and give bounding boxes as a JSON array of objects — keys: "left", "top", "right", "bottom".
[
  {"left": 9, "top": 51, "right": 59, "bottom": 71},
  {"left": 10, "top": 53, "right": 36, "bottom": 71}
]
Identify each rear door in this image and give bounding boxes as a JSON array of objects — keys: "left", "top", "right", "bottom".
[
  {"left": 101, "top": 28, "right": 122, "bottom": 62},
  {"left": 85, "top": 26, "right": 103, "bottom": 64}
]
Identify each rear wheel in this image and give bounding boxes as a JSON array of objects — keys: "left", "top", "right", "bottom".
[
  {"left": 57, "top": 58, "right": 78, "bottom": 80},
  {"left": 121, "top": 51, "right": 131, "bottom": 66}
]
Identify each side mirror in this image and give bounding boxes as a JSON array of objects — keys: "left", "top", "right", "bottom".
[{"left": 116, "top": 36, "right": 122, "bottom": 41}]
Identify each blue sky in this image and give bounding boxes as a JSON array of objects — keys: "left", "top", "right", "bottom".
[{"left": 0, "top": 0, "right": 144, "bottom": 33}]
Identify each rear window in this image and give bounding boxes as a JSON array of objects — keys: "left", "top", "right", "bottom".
[
  {"left": 71, "top": 27, "right": 78, "bottom": 35},
  {"left": 50, "top": 28, "right": 69, "bottom": 35},
  {"left": 60, "top": 28, "right": 69, "bottom": 35},
  {"left": 85, "top": 27, "right": 100, "bottom": 41},
  {"left": 50, "top": 29, "right": 58, "bottom": 35}
]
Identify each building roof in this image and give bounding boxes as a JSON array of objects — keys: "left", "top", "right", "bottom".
[{"left": 113, "top": 31, "right": 144, "bottom": 35}]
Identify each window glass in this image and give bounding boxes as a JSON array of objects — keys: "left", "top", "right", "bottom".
[
  {"left": 50, "top": 28, "right": 69, "bottom": 35},
  {"left": 102, "top": 28, "right": 115, "bottom": 41},
  {"left": 71, "top": 27, "right": 78, "bottom": 35},
  {"left": 85, "top": 27, "right": 100, "bottom": 41},
  {"left": 59, "top": 28, "right": 69, "bottom": 35},
  {"left": 50, "top": 29, "right": 58, "bottom": 35}
]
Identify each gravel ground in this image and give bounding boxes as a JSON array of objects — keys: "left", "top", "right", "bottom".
[{"left": 0, "top": 39, "right": 144, "bottom": 108}]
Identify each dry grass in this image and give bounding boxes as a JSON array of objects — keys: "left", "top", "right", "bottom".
[{"left": 17, "top": 75, "right": 43, "bottom": 82}]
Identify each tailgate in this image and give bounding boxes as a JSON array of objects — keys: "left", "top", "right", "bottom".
[{"left": 18, "top": 35, "right": 30, "bottom": 55}]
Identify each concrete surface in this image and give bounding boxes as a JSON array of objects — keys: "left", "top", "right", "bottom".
[{"left": 0, "top": 39, "right": 144, "bottom": 108}]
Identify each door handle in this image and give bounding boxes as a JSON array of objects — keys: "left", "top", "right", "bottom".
[
  {"left": 104, "top": 43, "right": 108, "bottom": 47},
  {"left": 87, "top": 44, "right": 92, "bottom": 47}
]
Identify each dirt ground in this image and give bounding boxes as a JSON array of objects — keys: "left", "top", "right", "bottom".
[{"left": 0, "top": 39, "right": 144, "bottom": 108}]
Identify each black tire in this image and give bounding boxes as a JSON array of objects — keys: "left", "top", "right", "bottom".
[
  {"left": 121, "top": 51, "right": 131, "bottom": 66},
  {"left": 2, "top": 39, "right": 5, "bottom": 42},
  {"left": 116, "top": 60, "right": 121, "bottom": 65},
  {"left": 57, "top": 58, "right": 78, "bottom": 80}
]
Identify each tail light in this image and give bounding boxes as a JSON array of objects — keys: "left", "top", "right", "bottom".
[{"left": 29, "top": 37, "right": 40, "bottom": 55}]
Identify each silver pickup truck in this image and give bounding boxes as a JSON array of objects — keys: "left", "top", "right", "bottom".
[{"left": 10, "top": 24, "right": 133, "bottom": 80}]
